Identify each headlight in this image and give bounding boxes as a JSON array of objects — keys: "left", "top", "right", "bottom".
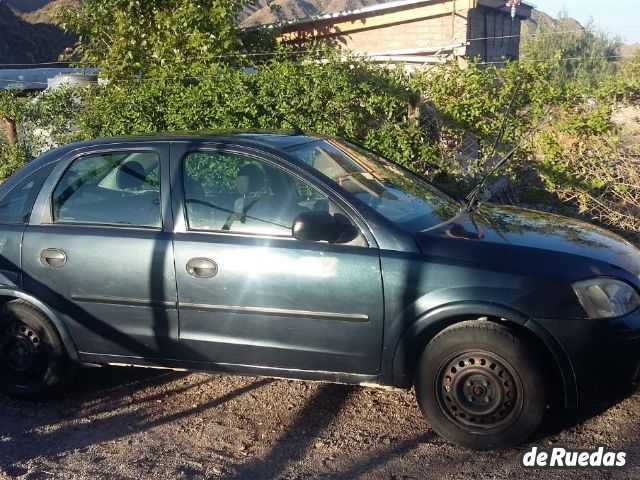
[{"left": 572, "top": 278, "right": 640, "bottom": 318}]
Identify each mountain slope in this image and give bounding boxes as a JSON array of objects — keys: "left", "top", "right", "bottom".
[
  {"left": 0, "top": 0, "right": 76, "bottom": 64},
  {"left": 6, "top": 0, "right": 628, "bottom": 67},
  {"left": 4, "top": 0, "right": 50, "bottom": 12},
  {"left": 19, "top": 0, "right": 80, "bottom": 24},
  {"left": 522, "top": 9, "right": 583, "bottom": 36},
  {"left": 0, "top": 0, "right": 385, "bottom": 64},
  {"left": 240, "top": 0, "right": 384, "bottom": 27}
]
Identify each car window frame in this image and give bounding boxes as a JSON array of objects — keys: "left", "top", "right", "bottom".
[
  {"left": 172, "top": 144, "right": 374, "bottom": 247},
  {"left": 34, "top": 144, "right": 171, "bottom": 232}
]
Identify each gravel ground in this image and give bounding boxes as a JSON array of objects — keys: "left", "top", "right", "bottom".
[{"left": 1, "top": 367, "right": 639, "bottom": 480}]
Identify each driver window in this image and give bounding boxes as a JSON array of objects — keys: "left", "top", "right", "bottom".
[{"left": 183, "top": 152, "right": 335, "bottom": 236}]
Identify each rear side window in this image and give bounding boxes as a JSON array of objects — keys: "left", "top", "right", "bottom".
[
  {"left": 0, "top": 164, "right": 55, "bottom": 224},
  {"left": 52, "top": 151, "right": 161, "bottom": 228}
]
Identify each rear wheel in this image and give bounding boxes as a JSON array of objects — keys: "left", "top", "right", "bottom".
[
  {"left": 0, "top": 300, "right": 74, "bottom": 400},
  {"left": 415, "top": 319, "right": 545, "bottom": 450}
]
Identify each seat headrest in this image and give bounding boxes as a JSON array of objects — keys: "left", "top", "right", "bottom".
[
  {"left": 185, "top": 175, "right": 205, "bottom": 200},
  {"left": 265, "top": 167, "right": 297, "bottom": 198},
  {"left": 237, "top": 164, "right": 264, "bottom": 193},
  {"left": 116, "top": 161, "right": 146, "bottom": 190}
]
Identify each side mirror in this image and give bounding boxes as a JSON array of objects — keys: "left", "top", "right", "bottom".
[{"left": 292, "top": 211, "right": 359, "bottom": 244}]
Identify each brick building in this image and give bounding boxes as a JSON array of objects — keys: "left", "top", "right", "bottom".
[{"left": 276, "top": 0, "right": 533, "bottom": 66}]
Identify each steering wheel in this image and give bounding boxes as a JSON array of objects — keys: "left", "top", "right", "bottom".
[{"left": 185, "top": 198, "right": 233, "bottom": 215}]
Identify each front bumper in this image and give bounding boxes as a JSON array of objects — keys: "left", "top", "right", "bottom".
[{"left": 527, "top": 309, "right": 640, "bottom": 408}]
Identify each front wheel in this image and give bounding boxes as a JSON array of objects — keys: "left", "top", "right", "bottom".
[
  {"left": 415, "top": 320, "right": 545, "bottom": 450},
  {"left": 0, "top": 300, "right": 75, "bottom": 400}
]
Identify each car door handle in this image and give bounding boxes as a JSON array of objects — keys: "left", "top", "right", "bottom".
[
  {"left": 186, "top": 258, "right": 218, "bottom": 279},
  {"left": 40, "top": 248, "right": 67, "bottom": 268}
]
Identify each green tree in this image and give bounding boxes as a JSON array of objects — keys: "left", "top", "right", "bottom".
[
  {"left": 521, "top": 14, "right": 620, "bottom": 86},
  {"left": 60, "top": 0, "right": 260, "bottom": 78}
]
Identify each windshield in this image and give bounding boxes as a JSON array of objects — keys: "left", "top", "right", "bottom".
[{"left": 286, "top": 139, "right": 460, "bottom": 231}]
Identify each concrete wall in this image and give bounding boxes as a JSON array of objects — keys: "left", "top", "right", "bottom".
[
  {"left": 280, "top": 1, "right": 472, "bottom": 55},
  {"left": 279, "top": 0, "right": 528, "bottom": 63},
  {"left": 299, "top": 14, "right": 469, "bottom": 54}
]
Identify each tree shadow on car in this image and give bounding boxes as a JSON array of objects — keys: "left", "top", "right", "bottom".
[{"left": 11, "top": 238, "right": 212, "bottom": 366}]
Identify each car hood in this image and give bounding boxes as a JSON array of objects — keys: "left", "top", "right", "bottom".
[{"left": 417, "top": 203, "right": 640, "bottom": 277}]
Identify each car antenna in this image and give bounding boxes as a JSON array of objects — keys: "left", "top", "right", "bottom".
[
  {"left": 276, "top": 113, "right": 305, "bottom": 136},
  {"left": 463, "top": 78, "right": 523, "bottom": 213}
]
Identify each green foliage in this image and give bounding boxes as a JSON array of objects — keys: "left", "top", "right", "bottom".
[
  {"left": 620, "top": 50, "right": 640, "bottom": 89},
  {"left": 0, "top": 142, "right": 27, "bottom": 183},
  {"left": 27, "top": 87, "right": 86, "bottom": 146},
  {"left": 0, "top": 90, "right": 26, "bottom": 120},
  {"left": 0, "top": 91, "right": 29, "bottom": 181},
  {"left": 73, "top": 47, "right": 443, "bottom": 177},
  {"left": 417, "top": 60, "right": 560, "bottom": 139},
  {"left": 595, "top": 51, "right": 640, "bottom": 102},
  {"left": 59, "top": 0, "right": 259, "bottom": 78},
  {"left": 521, "top": 15, "right": 620, "bottom": 86},
  {"left": 4, "top": 0, "right": 640, "bottom": 239}
]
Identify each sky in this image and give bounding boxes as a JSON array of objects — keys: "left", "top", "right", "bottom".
[{"left": 531, "top": 0, "right": 640, "bottom": 44}]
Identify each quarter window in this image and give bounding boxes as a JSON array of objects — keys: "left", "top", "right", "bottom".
[
  {"left": 0, "top": 164, "right": 55, "bottom": 224},
  {"left": 52, "top": 151, "right": 161, "bottom": 228},
  {"left": 183, "top": 152, "right": 330, "bottom": 236}
]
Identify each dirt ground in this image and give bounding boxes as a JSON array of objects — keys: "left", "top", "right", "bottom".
[{"left": 1, "top": 367, "right": 639, "bottom": 480}]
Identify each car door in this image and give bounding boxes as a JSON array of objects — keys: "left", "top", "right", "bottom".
[
  {"left": 21, "top": 142, "right": 180, "bottom": 360},
  {"left": 170, "top": 142, "right": 384, "bottom": 376},
  {"left": 0, "top": 162, "right": 56, "bottom": 287}
]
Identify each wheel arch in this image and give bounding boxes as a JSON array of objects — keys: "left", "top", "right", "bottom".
[
  {"left": 389, "top": 302, "right": 578, "bottom": 408},
  {"left": 0, "top": 287, "right": 79, "bottom": 362}
]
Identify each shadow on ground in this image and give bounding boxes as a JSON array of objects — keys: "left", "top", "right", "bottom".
[{"left": 1, "top": 367, "right": 639, "bottom": 479}]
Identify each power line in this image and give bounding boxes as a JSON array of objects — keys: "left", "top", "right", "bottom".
[
  {"left": 1, "top": 25, "right": 639, "bottom": 68},
  {"left": 0, "top": 61, "right": 74, "bottom": 68},
  {"left": 0, "top": 54, "right": 631, "bottom": 86},
  {"left": 0, "top": 53, "right": 627, "bottom": 87},
  {"left": 478, "top": 55, "right": 627, "bottom": 65},
  {"left": 0, "top": 51, "right": 316, "bottom": 68}
]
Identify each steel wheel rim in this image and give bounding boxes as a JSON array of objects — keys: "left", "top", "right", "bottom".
[
  {"left": 0, "top": 321, "right": 49, "bottom": 388},
  {"left": 435, "top": 349, "right": 524, "bottom": 432}
]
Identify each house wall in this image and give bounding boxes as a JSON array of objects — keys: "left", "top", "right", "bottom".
[
  {"left": 280, "top": 1, "right": 473, "bottom": 55},
  {"left": 279, "top": 0, "right": 528, "bottom": 62}
]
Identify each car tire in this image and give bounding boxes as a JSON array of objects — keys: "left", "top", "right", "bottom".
[
  {"left": 0, "top": 300, "right": 75, "bottom": 400},
  {"left": 415, "top": 319, "right": 545, "bottom": 450}
]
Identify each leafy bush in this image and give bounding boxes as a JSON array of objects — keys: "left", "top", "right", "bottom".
[
  {"left": 521, "top": 14, "right": 620, "bottom": 87},
  {"left": 2, "top": 33, "right": 640, "bottom": 242},
  {"left": 75, "top": 47, "right": 442, "bottom": 176},
  {"left": 0, "top": 142, "right": 27, "bottom": 182}
]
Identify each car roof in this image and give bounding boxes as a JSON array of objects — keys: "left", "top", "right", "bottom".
[{"left": 27, "top": 131, "right": 327, "bottom": 171}]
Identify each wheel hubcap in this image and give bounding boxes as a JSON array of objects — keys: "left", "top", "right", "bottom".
[{"left": 436, "top": 351, "right": 520, "bottom": 431}]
